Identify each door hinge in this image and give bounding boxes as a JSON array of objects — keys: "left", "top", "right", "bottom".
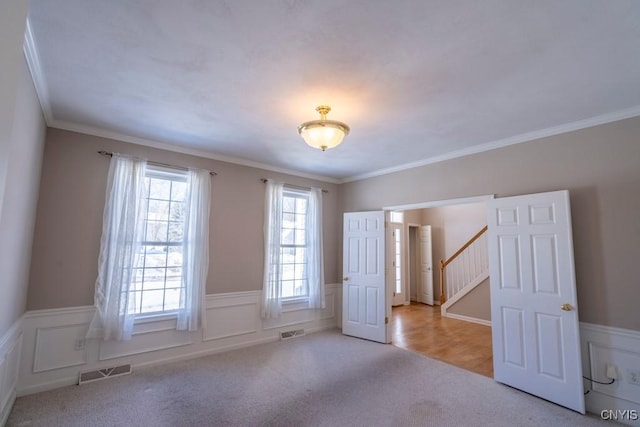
[{"left": 385, "top": 316, "right": 389, "bottom": 324}]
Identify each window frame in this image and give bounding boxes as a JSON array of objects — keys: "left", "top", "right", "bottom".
[
  {"left": 279, "top": 187, "right": 311, "bottom": 302},
  {"left": 390, "top": 211, "right": 404, "bottom": 223},
  {"left": 133, "top": 166, "right": 189, "bottom": 320}
]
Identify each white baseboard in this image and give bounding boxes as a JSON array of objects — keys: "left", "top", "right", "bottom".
[
  {"left": 133, "top": 324, "right": 338, "bottom": 372},
  {"left": 17, "top": 284, "right": 342, "bottom": 397},
  {"left": 443, "top": 312, "right": 491, "bottom": 327},
  {"left": 0, "top": 316, "right": 23, "bottom": 426},
  {"left": 581, "top": 322, "right": 640, "bottom": 426}
]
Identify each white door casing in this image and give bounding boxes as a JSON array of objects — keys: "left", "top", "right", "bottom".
[
  {"left": 487, "top": 190, "right": 584, "bottom": 413},
  {"left": 419, "top": 225, "right": 434, "bottom": 305},
  {"left": 342, "top": 211, "right": 389, "bottom": 343},
  {"left": 389, "top": 222, "right": 405, "bottom": 306}
]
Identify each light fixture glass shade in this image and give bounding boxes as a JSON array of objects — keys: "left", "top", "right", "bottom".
[{"left": 297, "top": 106, "right": 350, "bottom": 151}]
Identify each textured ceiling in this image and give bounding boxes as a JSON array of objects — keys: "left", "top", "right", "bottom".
[{"left": 27, "top": 0, "right": 640, "bottom": 181}]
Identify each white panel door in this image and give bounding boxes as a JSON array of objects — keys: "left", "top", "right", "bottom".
[
  {"left": 342, "top": 211, "right": 389, "bottom": 343},
  {"left": 487, "top": 190, "right": 584, "bottom": 413},
  {"left": 419, "top": 225, "right": 434, "bottom": 305}
]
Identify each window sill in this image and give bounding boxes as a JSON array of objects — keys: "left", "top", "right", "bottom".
[
  {"left": 134, "top": 311, "right": 178, "bottom": 324},
  {"left": 282, "top": 296, "right": 309, "bottom": 304}
]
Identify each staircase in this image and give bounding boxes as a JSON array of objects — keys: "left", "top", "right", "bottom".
[{"left": 439, "top": 226, "right": 489, "bottom": 321}]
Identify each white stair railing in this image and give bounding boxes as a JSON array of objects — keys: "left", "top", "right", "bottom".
[{"left": 439, "top": 226, "right": 488, "bottom": 304}]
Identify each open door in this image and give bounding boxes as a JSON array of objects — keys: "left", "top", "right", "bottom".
[
  {"left": 342, "top": 211, "right": 390, "bottom": 343},
  {"left": 487, "top": 190, "right": 584, "bottom": 413},
  {"left": 419, "top": 225, "right": 434, "bottom": 305}
]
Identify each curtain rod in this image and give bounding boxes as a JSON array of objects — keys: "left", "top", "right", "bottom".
[
  {"left": 261, "top": 178, "right": 328, "bottom": 193},
  {"left": 98, "top": 151, "right": 217, "bottom": 176}
]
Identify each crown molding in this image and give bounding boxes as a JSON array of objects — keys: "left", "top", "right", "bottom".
[
  {"left": 23, "top": 18, "right": 54, "bottom": 126},
  {"left": 383, "top": 194, "right": 495, "bottom": 211},
  {"left": 50, "top": 120, "right": 342, "bottom": 184},
  {"left": 341, "top": 105, "right": 640, "bottom": 183}
]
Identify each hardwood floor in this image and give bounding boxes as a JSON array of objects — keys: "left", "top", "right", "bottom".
[{"left": 391, "top": 302, "right": 494, "bottom": 378}]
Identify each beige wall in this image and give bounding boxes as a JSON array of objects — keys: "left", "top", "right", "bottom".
[
  {"left": 0, "top": 55, "right": 46, "bottom": 336},
  {"left": 341, "top": 116, "right": 640, "bottom": 332},
  {"left": 27, "top": 129, "right": 341, "bottom": 310},
  {"left": 400, "top": 205, "right": 486, "bottom": 303},
  {"left": 422, "top": 203, "right": 487, "bottom": 257},
  {"left": 421, "top": 203, "right": 487, "bottom": 302},
  {"left": 448, "top": 278, "right": 491, "bottom": 321}
]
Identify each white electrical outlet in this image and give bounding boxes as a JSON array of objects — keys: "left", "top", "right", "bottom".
[{"left": 628, "top": 369, "right": 640, "bottom": 386}]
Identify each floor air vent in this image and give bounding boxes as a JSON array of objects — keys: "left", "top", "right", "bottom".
[
  {"left": 79, "top": 364, "right": 132, "bottom": 385},
  {"left": 280, "top": 329, "right": 305, "bottom": 340}
]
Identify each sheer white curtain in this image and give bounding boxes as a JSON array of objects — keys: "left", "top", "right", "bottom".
[
  {"left": 262, "top": 182, "right": 325, "bottom": 319},
  {"left": 307, "top": 187, "right": 325, "bottom": 309},
  {"left": 262, "top": 181, "right": 284, "bottom": 319},
  {"left": 177, "top": 168, "right": 211, "bottom": 331},
  {"left": 86, "top": 154, "right": 147, "bottom": 341}
]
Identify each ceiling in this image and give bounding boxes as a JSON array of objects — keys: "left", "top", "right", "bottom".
[{"left": 26, "top": 0, "right": 640, "bottom": 182}]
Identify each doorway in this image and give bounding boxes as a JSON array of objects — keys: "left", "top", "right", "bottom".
[
  {"left": 344, "top": 192, "right": 585, "bottom": 413},
  {"left": 386, "top": 196, "right": 494, "bottom": 376}
]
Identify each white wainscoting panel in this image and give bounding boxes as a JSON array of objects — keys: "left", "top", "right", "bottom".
[
  {"left": 34, "top": 324, "right": 88, "bottom": 372},
  {"left": 0, "top": 317, "right": 23, "bottom": 426},
  {"left": 263, "top": 302, "right": 315, "bottom": 330},
  {"left": 320, "top": 286, "right": 337, "bottom": 320},
  {"left": 20, "top": 307, "right": 95, "bottom": 395},
  {"left": 203, "top": 292, "right": 260, "bottom": 341},
  {"left": 18, "top": 284, "right": 341, "bottom": 397},
  {"left": 99, "top": 317, "right": 194, "bottom": 361},
  {"left": 581, "top": 322, "right": 640, "bottom": 426}
]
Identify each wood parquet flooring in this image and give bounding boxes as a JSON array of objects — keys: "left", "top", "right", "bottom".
[{"left": 391, "top": 302, "right": 494, "bottom": 378}]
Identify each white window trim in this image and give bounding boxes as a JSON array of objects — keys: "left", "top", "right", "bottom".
[
  {"left": 280, "top": 187, "right": 311, "bottom": 301},
  {"left": 134, "top": 166, "right": 188, "bottom": 317}
]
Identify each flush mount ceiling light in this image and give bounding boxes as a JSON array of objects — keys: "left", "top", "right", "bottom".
[{"left": 297, "top": 105, "right": 350, "bottom": 151}]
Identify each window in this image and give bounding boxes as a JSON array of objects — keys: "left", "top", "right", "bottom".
[
  {"left": 262, "top": 181, "right": 324, "bottom": 319},
  {"left": 280, "top": 190, "right": 309, "bottom": 299},
  {"left": 132, "top": 168, "right": 187, "bottom": 315},
  {"left": 88, "top": 154, "right": 211, "bottom": 341},
  {"left": 390, "top": 211, "right": 404, "bottom": 223},
  {"left": 393, "top": 227, "right": 402, "bottom": 295}
]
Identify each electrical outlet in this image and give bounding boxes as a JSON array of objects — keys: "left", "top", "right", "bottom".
[
  {"left": 627, "top": 369, "right": 640, "bottom": 386},
  {"left": 74, "top": 338, "right": 86, "bottom": 351}
]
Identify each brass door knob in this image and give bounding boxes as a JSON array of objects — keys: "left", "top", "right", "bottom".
[
  {"left": 343, "top": 276, "right": 349, "bottom": 281},
  {"left": 561, "top": 303, "right": 572, "bottom": 311}
]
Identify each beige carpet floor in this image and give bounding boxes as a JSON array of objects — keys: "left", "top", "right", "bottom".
[{"left": 8, "top": 329, "right": 605, "bottom": 426}]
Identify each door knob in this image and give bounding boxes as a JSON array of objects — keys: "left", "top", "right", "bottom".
[
  {"left": 343, "top": 276, "right": 349, "bottom": 281},
  {"left": 560, "top": 303, "right": 572, "bottom": 311}
]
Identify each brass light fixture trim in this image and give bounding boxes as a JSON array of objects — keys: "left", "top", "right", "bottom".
[{"left": 297, "top": 105, "right": 350, "bottom": 151}]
